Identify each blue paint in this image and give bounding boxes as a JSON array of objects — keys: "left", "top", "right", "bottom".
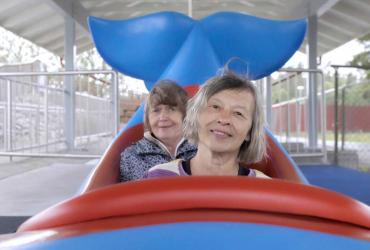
[
  {"left": 89, "top": 11, "right": 306, "bottom": 87},
  {"left": 122, "top": 103, "right": 145, "bottom": 130},
  {"left": 300, "top": 164, "right": 370, "bottom": 204},
  {"left": 24, "top": 222, "right": 370, "bottom": 250},
  {"left": 88, "top": 12, "right": 195, "bottom": 86},
  {"left": 88, "top": 11, "right": 306, "bottom": 133}
]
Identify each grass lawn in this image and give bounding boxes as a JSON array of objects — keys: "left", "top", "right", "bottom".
[{"left": 324, "top": 131, "right": 370, "bottom": 144}]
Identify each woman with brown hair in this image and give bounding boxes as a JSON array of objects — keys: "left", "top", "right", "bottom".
[{"left": 120, "top": 80, "right": 196, "bottom": 181}]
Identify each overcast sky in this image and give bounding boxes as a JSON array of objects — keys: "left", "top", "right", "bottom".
[{"left": 285, "top": 39, "right": 365, "bottom": 69}]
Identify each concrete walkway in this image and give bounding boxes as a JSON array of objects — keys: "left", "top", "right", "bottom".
[{"left": 0, "top": 157, "right": 97, "bottom": 216}]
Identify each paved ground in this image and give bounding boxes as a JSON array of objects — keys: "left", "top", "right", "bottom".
[
  {"left": 0, "top": 136, "right": 109, "bottom": 233},
  {"left": 0, "top": 157, "right": 97, "bottom": 216}
]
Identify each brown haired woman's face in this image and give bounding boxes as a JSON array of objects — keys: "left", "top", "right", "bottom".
[
  {"left": 148, "top": 104, "right": 183, "bottom": 144},
  {"left": 197, "top": 89, "right": 255, "bottom": 155}
]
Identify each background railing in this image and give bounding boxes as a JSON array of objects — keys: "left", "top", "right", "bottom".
[
  {"left": 265, "top": 67, "right": 370, "bottom": 171},
  {"left": 260, "top": 69, "right": 327, "bottom": 164},
  {"left": 0, "top": 70, "right": 118, "bottom": 159},
  {"left": 330, "top": 80, "right": 370, "bottom": 170},
  {"left": 1, "top": 67, "right": 369, "bottom": 171}
]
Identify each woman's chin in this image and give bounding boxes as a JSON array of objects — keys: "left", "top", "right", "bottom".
[{"left": 155, "top": 131, "right": 179, "bottom": 142}]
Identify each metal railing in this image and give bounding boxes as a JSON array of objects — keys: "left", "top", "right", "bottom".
[
  {"left": 266, "top": 68, "right": 326, "bottom": 161},
  {"left": 0, "top": 70, "right": 118, "bottom": 159},
  {"left": 331, "top": 65, "right": 370, "bottom": 169},
  {"left": 327, "top": 65, "right": 370, "bottom": 170},
  {"left": 0, "top": 68, "right": 330, "bottom": 164}
]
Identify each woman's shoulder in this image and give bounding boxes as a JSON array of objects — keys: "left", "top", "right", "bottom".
[
  {"left": 121, "top": 138, "right": 161, "bottom": 156},
  {"left": 178, "top": 140, "right": 197, "bottom": 154},
  {"left": 250, "top": 169, "right": 271, "bottom": 179},
  {"left": 239, "top": 162, "right": 270, "bottom": 179},
  {"left": 120, "top": 139, "right": 144, "bottom": 155},
  {"left": 146, "top": 159, "right": 184, "bottom": 178},
  {"left": 181, "top": 139, "right": 196, "bottom": 147}
]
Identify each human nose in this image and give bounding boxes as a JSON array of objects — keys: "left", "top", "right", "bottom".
[
  {"left": 158, "top": 109, "right": 169, "bottom": 120},
  {"left": 217, "top": 109, "right": 231, "bottom": 125}
]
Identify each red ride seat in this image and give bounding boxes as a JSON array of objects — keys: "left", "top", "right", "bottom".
[
  {"left": 18, "top": 177, "right": 370, "bottom": 242},
  {"left": 81, "top": 125, "right": 306, "bottom": 193}
]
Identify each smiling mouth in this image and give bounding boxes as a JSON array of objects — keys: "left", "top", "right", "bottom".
[
  {"left": 158, "top": 125, "right": 173, "bottom": 129},
  {"left": 210, "top": 129, "right": 232, "bottom": 137}
]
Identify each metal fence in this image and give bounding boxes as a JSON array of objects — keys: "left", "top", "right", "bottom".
[
  {"left": 264, "top": 69, "right": 326, "bottom": 163},
  {"left": 266, "top": 67, "right": 370, "bottom": 171},
  {"left": 3, "top": 68, "right": 368, "bottom": 170},
  {"left": 0, "top": 70, "right": 118, "bottom": 159},
  {"left": 330, "top": 81, "right": 370, "bottom": 170}
]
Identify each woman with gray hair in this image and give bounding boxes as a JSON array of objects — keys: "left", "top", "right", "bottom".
[{"left": 145, "top": 72, "right": 269, "bottom": 178}]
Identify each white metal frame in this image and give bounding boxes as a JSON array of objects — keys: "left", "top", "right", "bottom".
[{"left": 0, "top": 70, "right": 118, "bottom": 159}]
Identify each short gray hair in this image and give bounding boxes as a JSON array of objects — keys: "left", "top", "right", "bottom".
[{"left": 183, "top": 72, "right": 266, "bottom": 163}]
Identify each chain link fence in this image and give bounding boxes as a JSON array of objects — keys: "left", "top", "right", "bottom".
[{"left": 332, "top": 80, "right": 370, "bottom": 171}]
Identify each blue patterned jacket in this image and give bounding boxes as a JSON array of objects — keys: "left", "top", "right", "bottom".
[{"left": 120, "top": 132, "right": 197, "bottom": 182}]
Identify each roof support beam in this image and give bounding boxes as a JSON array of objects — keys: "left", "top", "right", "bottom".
[
  {"left": 317, "top": 0, "right": 340, "bottom": 16},
  {"left": 64, "top": 14, "right": 76, "bottom": 151},
  {"left": 46, "top": 0, "right": 90, "bottom": 34},
  {"left": 288, "top": 0, "right": 339, "bottom": 19},
  {"left": 329, "top": 8, "right": 369, "bottom": 29},
  {"left": 319, "top": 19, "right": 355, "bottom": 38},
  {"left": 306, "top": 14, "right": 318, "bottom": 149},
  {"left": 264, "top": 76, "right": 272, "bottom": 127},
  {"left": 188, "top": 0, "right": 193, "bottom": 17}
]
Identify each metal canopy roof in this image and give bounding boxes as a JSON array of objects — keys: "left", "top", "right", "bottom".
[{"left": 0, "top": 0, "right": 370, "bottom": 57}]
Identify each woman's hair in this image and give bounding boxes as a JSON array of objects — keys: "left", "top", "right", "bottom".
[
  {"left": 144, "top": 80, "right": 188, "bottom": 131},
  {"left": 183, "top": 72, "right": 266, "bottom": 163}
]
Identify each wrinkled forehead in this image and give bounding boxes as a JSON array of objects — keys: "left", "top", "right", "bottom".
[
  {"left": 208, "top": 89, "right": 256, "bottom": 114},
  {"left": 209, "top": 88, "right": 255, "bottom": 103}
]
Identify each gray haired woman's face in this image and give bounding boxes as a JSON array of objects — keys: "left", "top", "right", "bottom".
[{"left": 196, "top": 89, "right": 255, "bottom": 154}]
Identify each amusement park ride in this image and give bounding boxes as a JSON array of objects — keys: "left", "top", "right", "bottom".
[{"left": 1, "top": 11, "right": 369, "bottom": 249}]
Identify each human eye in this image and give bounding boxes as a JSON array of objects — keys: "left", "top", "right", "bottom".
[
  {"left": 151, "top": 107, "right": 160, "bottom": 113},
  {"left": 234, "top": 110, "right": 245, "bottom": 118},
  {"left": 210, "top": 104, "right": 220, "bottom": 110}
]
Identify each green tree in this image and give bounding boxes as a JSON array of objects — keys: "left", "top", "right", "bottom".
[
  {"left": 75, "top": 48, "right": 111, "bottom": 96},
  {"left": 350, "top": 33, "right": 370, "bottom": 78},
  {"left": 0, "top": 26, "right": 62, "bottom": 71},
  {"left": 0, "top": 26, "right": 113, "bottom": 96},
  {"left": 0, "top": 26, "right": 41, "bottom": 65}
]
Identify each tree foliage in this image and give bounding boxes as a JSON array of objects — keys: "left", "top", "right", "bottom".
[
  {"left": 350, "top": 33, "right": 370, "bottom": 78},
  {"left": 0, "top": 27, "right": 41, "bottom": 65},
  {"left": 0, "top": 26, "right": 61, "bottom": 71},
  {"left": 341, "top": 81, "right": 370, "bottom": 106},
  {"left": 0, "top": 26, "right": 114, "bottom": 96}
]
